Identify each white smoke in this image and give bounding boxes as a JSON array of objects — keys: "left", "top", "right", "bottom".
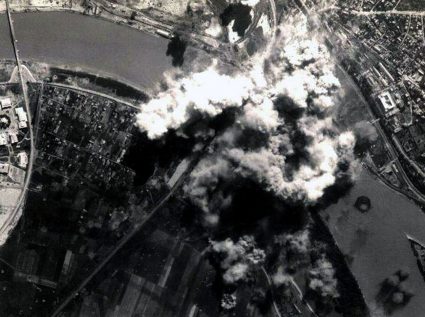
[
  {"left": 137, "top": 62, "right": 254, "bottom": 139},
  {"left": 272, "top": 266, "right": 292, "bottom": 287},
  {"left": 205, "top": 17, "right": 224, "bottom": 38},
  {"left": 227, "top": 21, "right": 241, "bottom": 43},
  {"left": 137, "top": 16, "right": 355, "bottom": 224},
  {"left": 308, "top": 257, "right": 339, "bottom": 299},
  {"left": 275, "top": 229, "right": 311, "bottom": 254},
  {"left": 210, "top": 235, "right": 265, "bottom": 284},
  {"left": 369, "top": 302, "right": 386, "bottom": 317},
  {"left": 240, "top": 0, "right": 260, "bottom": 7}
]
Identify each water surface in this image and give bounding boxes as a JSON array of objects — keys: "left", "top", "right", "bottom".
[
  {"left": 323, "top": 169, "right": 425, "bottom": 317},
  {"left": 0, "top": 12, "right": 173, "bottom": 89}
]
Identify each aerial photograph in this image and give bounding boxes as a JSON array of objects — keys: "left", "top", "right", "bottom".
[{"left": 0, "top": 0, "right": 425, "bottom": 316}]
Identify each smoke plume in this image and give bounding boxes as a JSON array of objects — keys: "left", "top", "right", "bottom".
[
  {"left": 137, "top": 16, "right": 355, "bottom": 225},
  {"left": 308, "top": 257, "right": 339, "bottom": 299},
  {"left": 210, "top": 235, "right": 265, "bottom": 284}
]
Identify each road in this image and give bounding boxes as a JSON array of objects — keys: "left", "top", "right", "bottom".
[
  {"left": 329, "top": 20, "right": 425, "bottom": 203},
  {"left": 392, "top": 135, "right": 425, "bottom": 178},
  {"left": 399, "top": 13, "right": 412, "bottom": 47},
  {"left": 234, "top": 0, "right": 277, "bottom": 46},
  {"left": 344, "top": 63, "right": 425, "bottom": 203},
  {"left": 293, "top": 0, "right": 310, "bottom": 15},
  {"left": 320, "top": 6, "right": 425, "bottom": 17},
  {"left": 264, "top": 0, "right": 277, "bottom": 55},
  {"left": 50, "top": 142, "right": 211, "bottom": 316},
  {"left": 288, "top": 276, "right": 318, "bottom": 317},
  {"left": 92, "top": 0, "right": 279, "bottom": 67},
  {"left": 335, "top": 57, "right": 425, "bottom": 203},
  {"left": 305, "top": 0, "right": 425, "bottom": 205},
  {"left": 0, "top": 0, "right": 35, "bottom": 244},
  {"left": 50, "top": 0, "right": 280, "bottom": 313},
  {"left": 372, "top": 120, "right": 425, "bottom": 203},
  {"left": 261, "top": 266, "right": 283, "bottom": 317},
  {"left": 47, "top": 82, "right": 140, "bottom": 110},
  {"left": 51, "top": 186, "right": 175, "bottom": 316},
  {"left": 349, "top": 9, "right": 425, "bottom": 17},
  {"left": 92, "top": 0, "right": 222, "bottom": 49},
  {"left": 294, "top": 0, "right": 425, "bottom": 312},
  {"left": 261, "top": 266, "right": 318, "bottom": 317}
]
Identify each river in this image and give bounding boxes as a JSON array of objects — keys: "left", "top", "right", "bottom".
[
  {"left": 0, "top": 11, "right": 173, "bottom": 89},
  {"left": 322, "top": 169, "right": 425, "bottom": 317},
  {"left": 2, "top": 10, "right": 425, "bottom": 317}
]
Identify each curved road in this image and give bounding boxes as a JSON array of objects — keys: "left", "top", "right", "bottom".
[
  {"left": 0, "top": 0, "right": 35, "bottom": 244},
  {"left": 261, "top": 266, "right": 318, "bottom": 317},
  {"left": 51, "top": 177, "right": 182, "bottom": 316}
]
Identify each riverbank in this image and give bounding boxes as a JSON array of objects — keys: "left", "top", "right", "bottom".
[
  {"left": 0, "top": 0, "right": 85, "bottom": 15},
  {"left": 0, "top": 0, "right": 223, "bottom": 53},
  {"left": 311, "top": 211, "right": 370, "bottom": 317},
  {"left": 47, "top": 66, "right": 148, "bottom": 101},
  {"left": 0, "top": 59, "right": 149, "bottom": 105},
  {"left": 0, "top": 0, "right": 182, "bottom": 64},
  {"left": 0, "top": 12, "right": 174, "bottom": 90}
]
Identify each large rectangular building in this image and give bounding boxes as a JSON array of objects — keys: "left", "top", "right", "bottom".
[
  {"left": 377, "top": 91, "right": 398, "bottom": 117},
  {"left": 0, "top": 97, "right": 12, "bottom": 110},
  {"left": 15, "top": 107, "right": 28, "bottom": 129}
]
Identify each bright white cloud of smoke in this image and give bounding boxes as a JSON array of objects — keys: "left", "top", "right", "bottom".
[
  {"left": 210, "top": 235, "right": 265, "bottom": 284},
  {"left": 240, "top": 0, "right": 260, "bottom": 7},
  {"left": 136, "top": 16, "right": 355, "bottom": 225},
  {"left": 308, "top": 257, "right": 339, "bottom": 299},
  {"left": 137, "top": 62, "right": 255, "bottom": 139}
]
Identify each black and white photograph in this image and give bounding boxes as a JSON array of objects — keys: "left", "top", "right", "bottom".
[{"left": 0, "top": 0, "right": 423, "bottom": 316}]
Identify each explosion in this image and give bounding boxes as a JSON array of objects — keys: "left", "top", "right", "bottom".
[
  {"left": 137, "top": 16, "right": 354, "bottom": 225},
  {"left": 136, "top": 11, "right": 357, "bottom": 311},
  {"left": 210, "top": 235, "right": 265, "bottom": 284}
]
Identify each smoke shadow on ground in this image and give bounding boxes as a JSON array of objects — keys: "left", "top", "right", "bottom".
[
  {"left": 166, "top": 35, "right": 187, "bottom": 67},
  {"left": 219, "top": 3, "right": 252, "bottom": 37},
  {"left": 122, "top": 131, "right": 196, "bottom": 186},
  {"left": 211, "top": 179, "right": 311, "bottom": 245},
  {"left": 317, "top": 172, "right": 354, "bottom": 209},
  {"left": 124, "top": 107, "right": 240, "bottom": 187}
]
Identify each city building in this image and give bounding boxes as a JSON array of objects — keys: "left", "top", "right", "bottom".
[
  {"left": 7, "top": 165, "right": 25, "bottom": 184},
  {"left": 15, "top": 107, "right": 28, "bottom": 129},
  {"left": 0, "top": 133, "right": 7, "bottom": 146},
  {"left": 377, "top": 91, "right": 398, "bottom": 117},
  {"left": 9, "top": 131, "right": 18, "bottom": 144},
  {"left": 0, "top": 97, "right": 12, "bottom": 110},
  {"left": 59, "top": 250, "right": 75, "bottom": 284},
  {"left": 0, "top": 163, "right": 10, "bottom": 174},
  {"left": 17, "top": 152, "right": 28, "bottom": 169}
]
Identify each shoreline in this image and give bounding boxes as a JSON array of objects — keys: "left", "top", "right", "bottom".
[
  {"left": 312, "top": 209, "right": 371, "bottom": 317},
  {"left": 0, "top": 1, "right": 225, "bottom": 57},
  {"left": 0, "top": 3, "right": 175, "bottom": 53},
  {"left": 5, "top": 7, "right": 160, "bottom": 36},
  {"left": 0, "top": 58, "right": 150, "bottom": 102},
  {"left": 48, "top": 65, "right": 149, "bottom": 101}
]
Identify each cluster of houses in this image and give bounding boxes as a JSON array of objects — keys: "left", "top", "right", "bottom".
[
  {"left": 0, "top": 96, "right": 28, "bottom": 146},
  {"left": 0, "top": 96, "right": 29, "bottom": 185}
]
